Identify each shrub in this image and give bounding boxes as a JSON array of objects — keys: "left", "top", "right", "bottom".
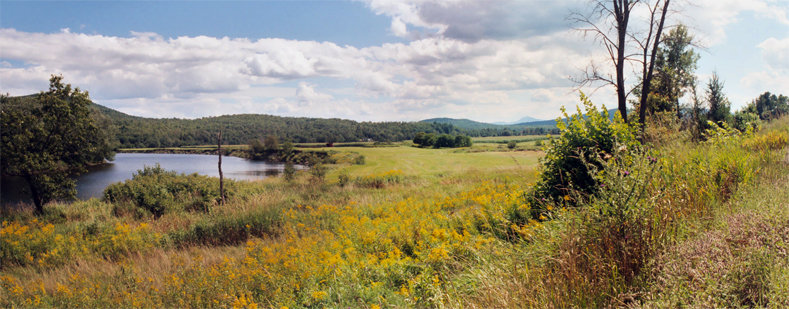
[
  {"left": 337, "top": 172, "right": 350, "bottom": 187},
  {"left": 310, "top": 163, "right": 327, "bottom": 183},
  {"left": 529, "top": 93, "right": 640, "bottom": 214},
  {"left": 283, "top": 163, "right": 296, "bottom": 182},
  {"left": 103, "top": 165, "right": 233, "bottom": 218},
  {"left": 733, "top": 111, "right": 761, "bottom": 133}
]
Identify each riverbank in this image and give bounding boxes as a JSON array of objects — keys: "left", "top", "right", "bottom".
[{"left": 117, "top": 146, "right": 251, "bottom": 159}]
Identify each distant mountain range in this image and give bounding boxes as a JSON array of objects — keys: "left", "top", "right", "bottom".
[
  {"left": 419, "top": 109, "right": 620, "bottom": 130},
  {"left": 419, "top": 117, "right": 558, "bottom": 130},
  {"left": 493, "top": 116, "right": 545, "bottom": 125}
]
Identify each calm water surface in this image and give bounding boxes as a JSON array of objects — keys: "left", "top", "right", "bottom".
[{"left": 1, "top": 153, "right": 294, "bottom": 205}]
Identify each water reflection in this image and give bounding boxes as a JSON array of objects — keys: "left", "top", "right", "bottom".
[{"left": 1, "top": 153, "right": 301, "bottom": 205}]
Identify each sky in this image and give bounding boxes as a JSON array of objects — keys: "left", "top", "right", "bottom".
[{"left": 1, "top": 0, "right": 787, "bottom": 123}]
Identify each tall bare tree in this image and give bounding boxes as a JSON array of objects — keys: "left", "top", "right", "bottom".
[
  {"left": 217, "top": 131, "right": 225, "bottom": 206},
  {"left": 636, "top": 0, "right": 671, "bottom": 126},
  {"left": 572, "top": 0, "right": 671, "bottom": 126}
]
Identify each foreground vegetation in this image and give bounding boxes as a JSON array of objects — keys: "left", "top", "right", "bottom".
[{"left": 2, "top": 108, "right": 787, "bottom": 307}]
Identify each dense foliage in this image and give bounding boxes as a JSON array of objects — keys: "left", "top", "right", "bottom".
[
  {"left": 412, "top": 132, "right": 473, "bottom": 148},
  {"left": 0, "top": 76, "right": 115, "bottom": 213},
  {"left": 742, "top": 91, "right": 789, "bottom": 121},
  {"left": 103, "top": 165, "right": 236, "bottom": 218},
  {"left": 529, "top": 93, "right": 640, "bottom": 212}
]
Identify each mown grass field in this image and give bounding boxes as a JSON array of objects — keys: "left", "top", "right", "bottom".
[{"left": 2, "top": 118, "right": 788, "bottom": 308}]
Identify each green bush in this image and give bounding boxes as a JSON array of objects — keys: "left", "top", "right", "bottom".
[
  {"left": 412, "top": 132, "right": 472, "bottom": 148},
  {"left": 103, "top": 165, "right": 234, "bottom": 218},
  {"left": 733, "top": 110, "right": 761, "bottom": 133},
  {"left": 529, "top": 93, "right": 640, "bottom": 214},
  {"left": 507, "top": 141, "right": 517, "bottom": 149}
]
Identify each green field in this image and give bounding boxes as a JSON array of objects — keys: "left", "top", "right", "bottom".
[
  {"left": 321, "top": 146, "right": 540, "bottom": 178},
  {"left": 119, "top": 142, "right": 544, "bottom": 172},
  {"left": 471, "top": 135, "right": 549, "bottom": 143}
]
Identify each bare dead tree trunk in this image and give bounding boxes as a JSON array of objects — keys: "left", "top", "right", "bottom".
[
  {"left": 572, "top": 0, "right": 639, "bottom": 123},
  {"left": 638, "top": 0, "right": 671, "bottom": 128},
  {"left": 573, "top": 0, "right": 673, "bottom": 127},
  {"left": 614, "top": 0, "right": 631, "bottom": 123},
  {"left": 217, "top": 131, "right": 225, "bottom": 206}
]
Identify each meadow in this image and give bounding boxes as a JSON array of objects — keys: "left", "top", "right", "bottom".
[{"left": 2, "top": 118, "right": 788, "bottom": 308}]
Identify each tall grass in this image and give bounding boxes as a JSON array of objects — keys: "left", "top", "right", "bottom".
[
  {"left": 1, "top": 118, "right": 787, "bottom": 307},
  {"left": 453, "top": 117, "right": 789, "bottom": 307}
]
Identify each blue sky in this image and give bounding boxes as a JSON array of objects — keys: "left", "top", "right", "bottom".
[
  {"left": 1, "top": 0, "right": 787, "bottom": 122},
  {"left": 1, "top": 1, "right": 400, "bottom": 47}
]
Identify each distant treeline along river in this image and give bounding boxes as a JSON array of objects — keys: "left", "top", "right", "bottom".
[{"left": 1, "top": 153, "right": 293, "bottom": 206}]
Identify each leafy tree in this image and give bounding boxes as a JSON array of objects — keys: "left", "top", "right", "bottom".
[
  {"left": 747, "top": 92, "right": 789, "bottom": 120},
  {"left": 646, "top": 24, "right": 699, "bottom": 117},
  {"left": 413, "top": 132, "right": 430, "bottom": 146},
  {"left": 263, "top": 135, "right": 279, "bottom": 152},
  {"left": 454, "top": 135, "right": 472, "bottom": 147},
  {"left": 435, "top": 134, "right": 455, "bottom": 148},
  {"left": 706, "top": 72, "right": 731, "bottom": 124},
  {"left": 1, "top": 75, "right": 115, "bottom": 213}
]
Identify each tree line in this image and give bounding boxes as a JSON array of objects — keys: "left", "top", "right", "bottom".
[
  {"left": 412, "top": 133, "right": 473, "bottom": 148},
  {"left": 92, "top": 104, "right": 557, "bottom": 148}
]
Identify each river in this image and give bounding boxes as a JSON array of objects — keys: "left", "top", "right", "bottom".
[{"left": 1, "top": 153, "right": 294, "bottom": 205}]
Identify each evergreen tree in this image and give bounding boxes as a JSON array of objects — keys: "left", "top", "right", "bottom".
[{"left": 706, "top": 72, "right": 731, "bottom": 124}]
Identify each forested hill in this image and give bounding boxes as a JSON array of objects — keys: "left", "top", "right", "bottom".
[
  {"left": 93, "top": 102, "right": 563, "bottom": 148},
  {"left": 420, "top": 117, "right": 506, "bottom": 130},
  {"left": 94, "top": 106, "right": 455, "bottom": 148},
  {"left": 3, "top": 94, "right": 559, "bottom": 148}
]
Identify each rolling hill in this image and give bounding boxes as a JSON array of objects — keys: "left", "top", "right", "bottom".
[{"left": 3, "top": 94, "right": 560, "bottom": 148}]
